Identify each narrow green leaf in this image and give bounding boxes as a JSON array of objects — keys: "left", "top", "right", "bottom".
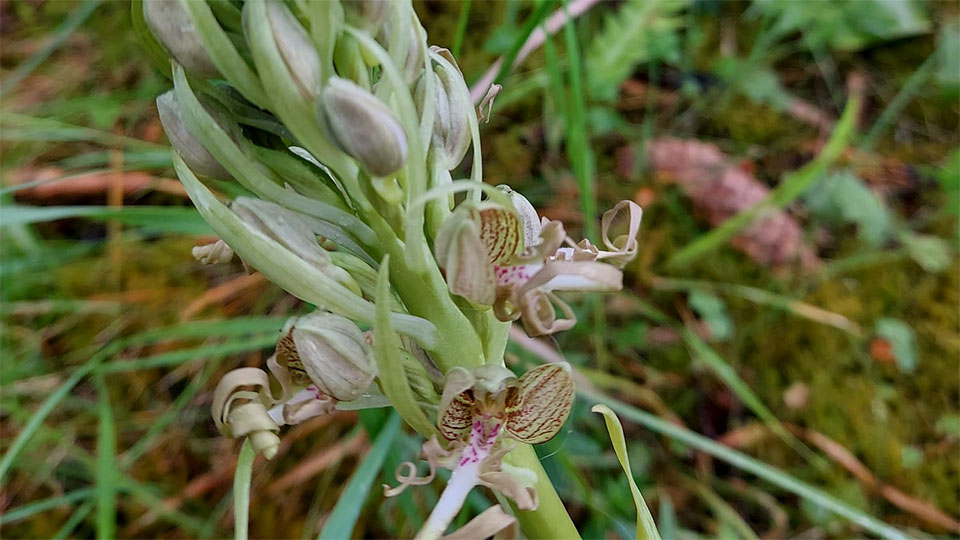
[
  {"left": 667, "top": 95, "right": 860, "bottom": 268},
  {"left": 592, "top": 405, "right": 662, "bottom": 540},
  {"left": 0, "top": 205, "right": 212, "bottom": 235},
  {"left": 372, "top": 256, "right": 438, "bottom": 438},
  {"left": 52, "top": 501, "right": 94, "bottom": 540},
  {"left": 0, "top": 348, "right": 110, "bottom": 485},
  {"left": 451, "top": 0, "right": 472, "bottom": 58},
  {"left": 318, "top": 413, "right": 402, "bottom": 540},
  {"left": 97, "top": 335, "right": 277, "bottom": 374},
  {"left": 582, "top": 389, "right": 911, "bottom": 540},
  {"left": 655, "top": 277, "right": 864, "bottom": 337},
  {"left": 233, "top": 440, "right": 256, "bottom": 540},
  {"left": 119, "top": 477, "right": 208, "bottom": 536},
  {"left": 0, "top": 489, "right": 93, "bottom": 525},
  {"left": 178, "top": 0, "right": 267, "bottom": 107},
  {"left": 111, "top": 317, "right": 286, "bottom": 349},
  {"left": 494, "top": 1, "right": 555, "bottom": 86},
  {"left": 0, "top": 0, "right": 102, "bottom": 94},
  {"left": 682, "top": 329, "right": 826, "bottom": 468},
  {"left": 0, "top": 112, "right": 164, "bottom": 149},
  {"left": 94, "top": 372, "right": 117, "bottom": 539}
]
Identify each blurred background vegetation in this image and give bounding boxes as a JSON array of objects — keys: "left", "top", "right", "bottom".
[{"left": 1, "top": 0, "right": 957, "bottom": 538}]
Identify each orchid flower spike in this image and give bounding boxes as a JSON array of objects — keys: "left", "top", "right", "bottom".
[
  {"left": 436, "top": 187, "right": 643, "bottom": 336},
  {"left": 385, "top": 363, "right": 574, "bottom": 540}
]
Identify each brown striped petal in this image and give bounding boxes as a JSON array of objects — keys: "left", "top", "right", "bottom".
[
  {"left": 438, "top": 367, "right": 477, "bottom": 440},
  {"left": 505, "top": 363, "right": 574, "bottom": 444},
  {"left": 478, "top": 204, "right": 523, "bottom": 265}
]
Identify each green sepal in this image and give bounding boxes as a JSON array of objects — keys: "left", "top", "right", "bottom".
[
  {"left": 177, "top": 0, "right": 267, "bottom": 107},
  {"left": 373, "top": 255, "right": 439, "bottom": 438}
]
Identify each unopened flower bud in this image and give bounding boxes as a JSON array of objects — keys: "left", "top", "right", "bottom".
[
  {"left": 143, "top": 0, "right": 220, "bottom": 78},
  {"left": 156, "top": 90, "right": 235, "bottom": 180},
  {"left": 417, "top": 48, "right": 471, "bottom": 170},
  {"left": 321, "top": 77, "right": 408, "bottom": 177},
  {"left": 264, "top": 1, "right": 321, "bottom": 101},
  {"left": 285, "top": 312, "right": 377, "bottom": 401},
  {"left": 342, "top": 0, "right": 391, "bottom": 32}
]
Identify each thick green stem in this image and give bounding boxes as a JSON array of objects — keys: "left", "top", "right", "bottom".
[
  {"left": 504, "top": 444, "right": 581, "bottom": 540},
  {"left": 365, "top": 213, "right": 484, "bottom": 372}
]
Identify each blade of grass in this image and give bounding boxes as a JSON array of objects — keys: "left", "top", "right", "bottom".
[
  {"left": 94, "top": 372, "right": 117, "bottom": 540},
  {"left": 119, "top": 358, "right": 220, "bottom": 467},
  {"left": 553, "top": 3, "right": 610, "bottom": 369},
  {"left": 451, "top": 0, "right": 472, "bottom": 58},
  {"left": 0, "top": 488, "right": 93, "bottom": 525},
  {"left": 317, "top": 412, "right": 402, "bottom": 540},
  {"left": 679, "top": 475, "right": 759, "bottom": 540},
  {"left": 653, "top": 277, "right": 864, "bottom": 337},
  {"left": 113, "top": 317, "right": 286, "bottom": 348},
  {"left": 559, "top": 2, "right": 596, "bottom": 240},
  {"left": 0, "top": 319, "right": 281, "bottom": 484},
  {"left": 681, "top": 329, "right": 827, "bottom": 469},
  {"left": 493, "top": 1, "right": 556, "bottom": 87},
  {"left": 0, "top": 205, "right": 212, "bottom": 236},
  {"left": 53, "top": 500, "right": 94, "bottom": 540},
  {"left": 0, "top": 0, "right": 102, "bottom": 94},
  {"left": 0, "top": 347, "right": 110, "bottom": 484},
  {"left": 666, "top": 95, "right": 860, "bottom": 269},
  {"left": 860, "top": 53, "right": 936, "bottom": 153},
  {"left": 0, "top": 113, "right": 163, "bottom": 149},
  {"left": 118, "top": 476, "right": 208, "bottom": 536},
  {"left": 97, "top": 335, "right": 277, "bottom": 373},
  {"left": 580, "top": 388, "right": 911, "bottom": 540},
  {"left": 233, "top": 440, "right": 256, "bottom": 540}
]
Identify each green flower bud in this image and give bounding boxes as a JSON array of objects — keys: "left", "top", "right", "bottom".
[
  {"left": 321, "top": 77, "right": 408, "bottom": 177},
  {"left": 143, "top": 0, "right": 219, "bottom": 78},
  {"left": 285, "top": 312, "right": 377, "bottom": 401},
  {"left": 156, "top": 90, "right": 232, "bottom": 180},
  {"left": 416, "top": 47, "right": 471, "bottom": 170},
  {"left": 264, "top": 0, "right": 321, "bottom": 101}
]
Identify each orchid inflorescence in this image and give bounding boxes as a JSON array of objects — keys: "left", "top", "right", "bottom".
[{"left": 143, "top": 0, "right": 641, "bottom": 537}]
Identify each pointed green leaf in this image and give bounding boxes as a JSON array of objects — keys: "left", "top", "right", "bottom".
[
  {"left": 591, "top": 404, "right": 662, "bottom": 540},
  {"left": 373, "top": 255, "right": 438, "bottom": 438}
]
